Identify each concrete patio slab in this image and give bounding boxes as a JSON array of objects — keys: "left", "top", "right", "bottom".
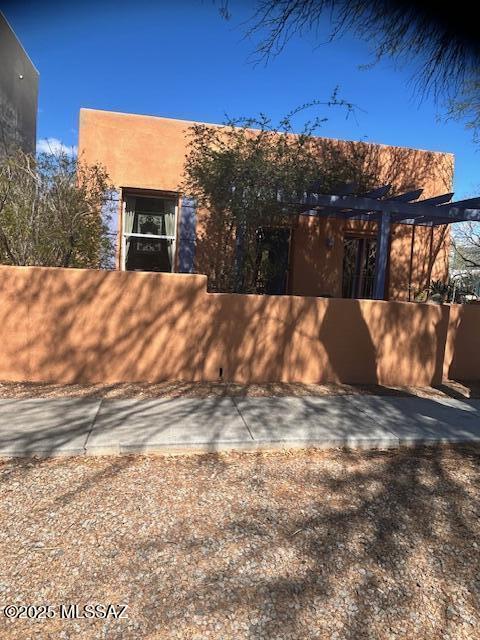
[
  {"left": 86, "top": 397, "right": 252, "bottom": 454},
  {"left": 0, "top": 398, "right": 101, "bottom": 456},
  {"left": 348, "top": 396, "right": 480, "bottom": 444},
  {"left": 234, "top": 396, "right": 400, "bottom": 448}
]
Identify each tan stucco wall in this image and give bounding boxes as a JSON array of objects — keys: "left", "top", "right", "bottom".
[
  {"left": 288, "top": 216, "right": 344, "bottom": 297},
  {"left": 2, "top": 265, "right": 476, "bottom": 387},
  {"left": 79, "top": 109, "right": 189, "bottom": 192},
  {"left": 444, "top": 304, "right": 480, "bottom": 381},
  {"left": 287, "top": 141, "right": 453, "bottom": 300},
  {"left": 78, "top": 108, "right": 454, "bottom": 300}
]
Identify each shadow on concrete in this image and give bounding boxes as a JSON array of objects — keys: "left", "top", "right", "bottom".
[{"left": 0, "top": 392, "right": 479, "bottom": 458}]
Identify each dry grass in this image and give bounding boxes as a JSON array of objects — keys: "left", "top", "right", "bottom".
[{"left": 1, "top": 445, "right": 479, "bottom": 639}]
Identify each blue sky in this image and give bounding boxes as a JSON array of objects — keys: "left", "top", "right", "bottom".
[{"left": 2, "top": 0, "right": 478, "bottom": 198}]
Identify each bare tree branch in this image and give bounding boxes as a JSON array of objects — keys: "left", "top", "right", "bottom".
[
  {"left": 0, "top": 149, "right": 115, "bottom": 269},
  {"left": 241, "top": 1, "right": 479, "bottom": 101}
]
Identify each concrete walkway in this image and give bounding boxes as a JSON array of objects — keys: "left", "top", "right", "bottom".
[{"left": 0, "top": 394, "right": 479, "bottom": 457}]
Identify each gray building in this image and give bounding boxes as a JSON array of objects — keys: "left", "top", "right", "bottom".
[{"left": 0, "top": 11, "right": 38, "bottom": 155}]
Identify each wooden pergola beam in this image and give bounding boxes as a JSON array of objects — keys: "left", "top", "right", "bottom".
[
  {"left": 412, "top": 193, "right": 453, "bottom": 206},
  {"left": 389, "top": 189, "right": 423, "bottom": 202},
  {"left": 440, "top": 197, "right": 480, "bottom": 209},
  {"left": 297, "top": 194, "right": 480, "bottom": 222},
  {"left": 284, "top": 186, "right": 480, "bottom": 301},
  {"left": 363, "top": 185, "right": 391, "bottom": 199}
]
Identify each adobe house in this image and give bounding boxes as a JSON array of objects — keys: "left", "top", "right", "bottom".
[{"left": 79, "top": 108, "right": 457, "bottom": 301}]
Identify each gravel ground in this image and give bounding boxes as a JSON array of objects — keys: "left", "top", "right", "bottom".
[
  {"left": 0, "top": 379, "right": 478, "bottom": 399},
  {"left": 0, "top": 445, "right": 479, "bottom": 639}
]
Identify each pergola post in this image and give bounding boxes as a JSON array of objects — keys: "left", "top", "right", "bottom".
[{"left": 373, "top": 212, "right": 391, "bottom": 300}]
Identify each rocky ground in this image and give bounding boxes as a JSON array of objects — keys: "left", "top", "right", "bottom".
[
  {"left": 0, "top": 379, "right": 478, "bottom": 399},
  {"left": 0, "top": 444, "right": 479, "bottom": 639}
]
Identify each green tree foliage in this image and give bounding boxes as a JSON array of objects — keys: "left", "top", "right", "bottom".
[
  {"left": 0, "top": 150, "right": 115, "bottom": 269},
  {"left": 182, "top": 108, "right": 381, "bottom": 293}
]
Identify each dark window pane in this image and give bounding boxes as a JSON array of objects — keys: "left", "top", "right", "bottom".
[{"left": 126, "top": 237, "right": 173, "bottom": 273}]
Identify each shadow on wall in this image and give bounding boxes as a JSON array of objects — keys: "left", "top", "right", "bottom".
[
  {"left": 445, "top": 304, "right": 480, "bottom": 382},
  {"left": 0, "top": 266, "right": 214, "bottom": 385},
  {"left": 193, "top": 137, "right": 453, "bottom": 299},
  {"left": 211, "top": 292, "right": 449, "bottom": 386},
  {"left": 389, "top": 223, "right": 450, "bottom": 301},
  {"left": 0, "top": 265, "right": 470, "bottom": 388}
]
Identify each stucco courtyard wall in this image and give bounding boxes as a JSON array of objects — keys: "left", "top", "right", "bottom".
[
  {"left": 1, "top": 265, "right": 477, "bottom": 387},
  {"left": 444, "top": 304, "right": 480, "bottom": 382}
]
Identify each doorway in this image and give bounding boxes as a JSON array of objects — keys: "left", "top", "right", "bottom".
[
  {"left": 254, "top": 227, "right": 291, "bottom": 295},
  {"left": 342, "top": 236, "right": 377, "bottom": 299}
]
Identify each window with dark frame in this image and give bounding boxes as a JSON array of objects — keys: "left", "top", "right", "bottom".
[{"left": 122, "top": 193, "right": 177, "bottom": 273}]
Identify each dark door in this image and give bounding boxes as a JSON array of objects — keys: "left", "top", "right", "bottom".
[
  {"left": 255, "top": 227, "right": 291, "bottom": 295},
  {"left": 342, "top": 236, "right": 377, "bottom": 299}
]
